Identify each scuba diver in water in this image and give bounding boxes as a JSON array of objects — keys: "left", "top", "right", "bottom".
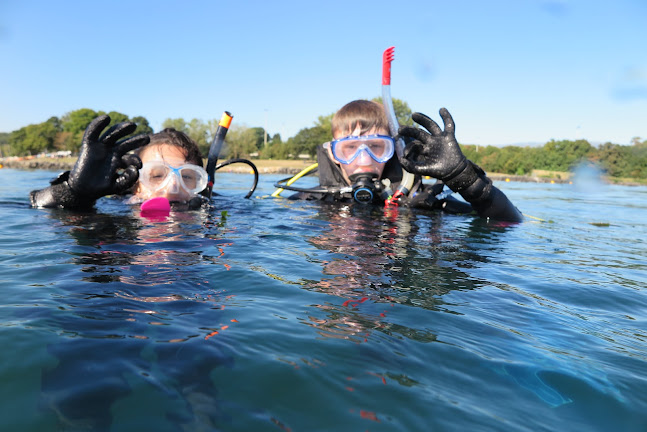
[
  {"left": 29, "top": 115, "right": 213, "bottom": 211},
  {"left": 281, "top": 100, "right": 523, "bottom": 222}
]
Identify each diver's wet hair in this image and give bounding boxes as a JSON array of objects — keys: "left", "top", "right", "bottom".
[
  {"left": 143, "top": 128, "right": 204, "bottom": 167},
  {"left": 332, "top": 100, "right": 390, "bottom": 137}
]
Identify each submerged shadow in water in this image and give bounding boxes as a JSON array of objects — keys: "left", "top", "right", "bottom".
[{"left": 37, "top": 204, "right": 237, "bottom": 429}]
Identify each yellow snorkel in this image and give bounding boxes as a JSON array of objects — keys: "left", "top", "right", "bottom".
[{"left": 205, "top": 111, "right": 233, "bottom": 198}]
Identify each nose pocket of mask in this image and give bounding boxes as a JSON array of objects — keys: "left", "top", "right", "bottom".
[{"left": 166, "top": 173, "right": 180, "bottom": 193}]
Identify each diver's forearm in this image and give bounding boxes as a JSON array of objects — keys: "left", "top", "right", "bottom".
[
  {"left": 459, "top": 176, "right": 523, "bottom": 222},
  {"left": 30, "top": 182, "right": 96, "bottom": 209}
]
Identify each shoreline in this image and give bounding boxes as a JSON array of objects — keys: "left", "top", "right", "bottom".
[{"left": 1, "top": 157, "right": 642, "bottom": 186}]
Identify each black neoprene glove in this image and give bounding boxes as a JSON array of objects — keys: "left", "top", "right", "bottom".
[
  {"left": 30, "top": 115, "right": 150, "bottom": 209},
  {"left": 398, "top": 109, "right": 478, "bottom": 189},
  {"left": 398, "top": 109, "right": 523, "bottom": 222}
]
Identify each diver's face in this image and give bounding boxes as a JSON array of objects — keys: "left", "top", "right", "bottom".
[
  {"left": 330, "top": 126, "right": 388, "bottom": 184},
  {"left": 134, "top": 144, "right": 195, "bottom": 202}
]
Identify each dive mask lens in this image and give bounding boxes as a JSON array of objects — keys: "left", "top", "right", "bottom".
[
  {"left": 140, "top": 162, "right": 170, "bottom": 191},
  {"left": 329, "top": 134, "right": 395, "bottom": 164},
  {"left": 177, "top": 166, "right": 208, "bottom": 193},
  {"left": 140, "top": 162, "right": 208, "bottom": 194}
]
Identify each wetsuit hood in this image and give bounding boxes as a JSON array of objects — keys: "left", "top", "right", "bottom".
[{"left": 317, "top": 144, "right": 347, "bottom": 188}]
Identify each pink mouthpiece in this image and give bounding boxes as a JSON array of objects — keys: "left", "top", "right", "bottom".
[{"left": 140, "top": 197, "right": 171, "bottom": 217}]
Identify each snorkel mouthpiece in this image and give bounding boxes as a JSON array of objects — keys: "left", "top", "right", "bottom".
[
  {"left": 349, "top": 173, "right": 377, "bottom": 204},
  {"left": 140, "top": 197, "right": 171, "bottom": 217}
]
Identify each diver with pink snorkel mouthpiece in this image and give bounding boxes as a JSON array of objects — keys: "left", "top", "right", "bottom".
[{"left": 30, "top": 115, "right": 211, "bottom": 213}]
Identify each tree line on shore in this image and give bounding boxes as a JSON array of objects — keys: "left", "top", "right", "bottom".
[{"left": 1, "top": 102, "right": 646, "bottom": 180}]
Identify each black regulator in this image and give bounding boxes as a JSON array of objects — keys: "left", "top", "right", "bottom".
[{"left": 349, "top": 173, "right": 383, "bottom": 204}]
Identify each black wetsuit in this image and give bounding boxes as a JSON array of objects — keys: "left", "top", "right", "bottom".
[{"left": 290, "top": 145, "right": 523, "bottom": 222}]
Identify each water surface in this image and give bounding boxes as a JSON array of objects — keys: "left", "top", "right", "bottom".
[{"left": 1, "top": 168, "right": 646, "bottom": 431}]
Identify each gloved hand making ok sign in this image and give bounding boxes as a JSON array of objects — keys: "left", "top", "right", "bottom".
[
  {"left": 30, "top": 115, "right": 150, "bottom": 209},
  {"left": 398, "top": 108, "right": 523, "bottom": 222},
  {"left": 68, "top": 115, "right": 149, "bottom": 198},
  {"left": 397, "top": 108, "right": 481, "bottom": 192}
]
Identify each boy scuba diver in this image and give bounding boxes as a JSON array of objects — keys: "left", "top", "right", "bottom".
[
  {"left": 283, "top": 100, "right": 523, "bottom": 222},
  {"left": 30, "top": 115, "right": 210, "bottom": 211}
]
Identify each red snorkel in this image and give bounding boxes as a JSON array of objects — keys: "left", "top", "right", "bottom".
[
  {"left": 382, "top": 47, "right": 397, "bottom": 138},
  {"left": 382, "top": 47, "right": 415, "bottom": 206}
]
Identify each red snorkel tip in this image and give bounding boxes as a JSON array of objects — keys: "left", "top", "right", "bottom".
[{"left": 382, "top": 46, "right": 395, "bottom": 85}]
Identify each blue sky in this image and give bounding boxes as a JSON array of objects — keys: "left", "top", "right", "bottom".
[{"left": 1, "top": 0, "right": 645, "bottom": 146}]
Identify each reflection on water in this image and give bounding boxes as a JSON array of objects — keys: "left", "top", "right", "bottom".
[
  {"left": 2, "top": 170, "right": 647, "bottom": 431},
  {"left": 35, "top": 205, "right": 237, "bottom": 430},
  {"left": 300, "top": 202, "right": 516, "bottom": 344}
]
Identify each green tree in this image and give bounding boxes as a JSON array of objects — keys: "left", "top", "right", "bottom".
[
  {"left": 260, "top": 134, "right": 287, "bottom": 159},
  {"left": 315, "top": 113, "right": 334, "bottom": 133},
  {"left": 462, "top": 144, "right": 543, "bottom": 175},
  {"left": 54, "top": 131, "right": 74, "bottom": 152},
  {"left": 596, "top": 142, "right": 628, "bottom": 177},
  {"left": 130, "top": 116, "right": 154, "bottom": 135},
  {"left": 286, "top": 124, "right": 330, "bottom": 158},
  {"left": 161, "top": 118, "right": 212, "bottom": 155},
  {"left": 187, "top": 119, "right": 210, "bottom": 155},
  {"left": 272, "top": 112, "right": 333, "bottom": 159},
  {"left": 540, "top": 139, "right": 594, "bottom": 171},
  {"left": 596, "top": 141, "right": 647, "bottom": 178},
  {"left": 106, "top": 111, "right": 129, "bottom": 126},
  {"left": 222, "top": 125, "right": 258, "bottom": 159},
  {"left": 249, "top": 127, "right": 267, "bottom": 150},
  {"left": 8, "top": 119, "right": 60, "bottom": 155},
  {"left": 206, "top": 118, "right": 220, "bottom": 143},
  {"left": 499, "top": 146, "right": 537, "bottom": 175},
  {"left": 61, "top": 108, "right": 100, "bottom": 134},
  {"left": 0, "top": 132, "right": 9, "bottom": 157},
  {"left": 371, "top": 96, "right": 414, "bottom": 127},
  {"left": 107, "top": 111, "right": 154, "bottom": 138},
  {"left": 162, "top": 118, "right": 189, "bottom": 133},
  {"left": 61, "top": 108, "right": 104, "bottom": 152},
  {"left": 262, "top": 142, "right": 288, "bottom": 159}
]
